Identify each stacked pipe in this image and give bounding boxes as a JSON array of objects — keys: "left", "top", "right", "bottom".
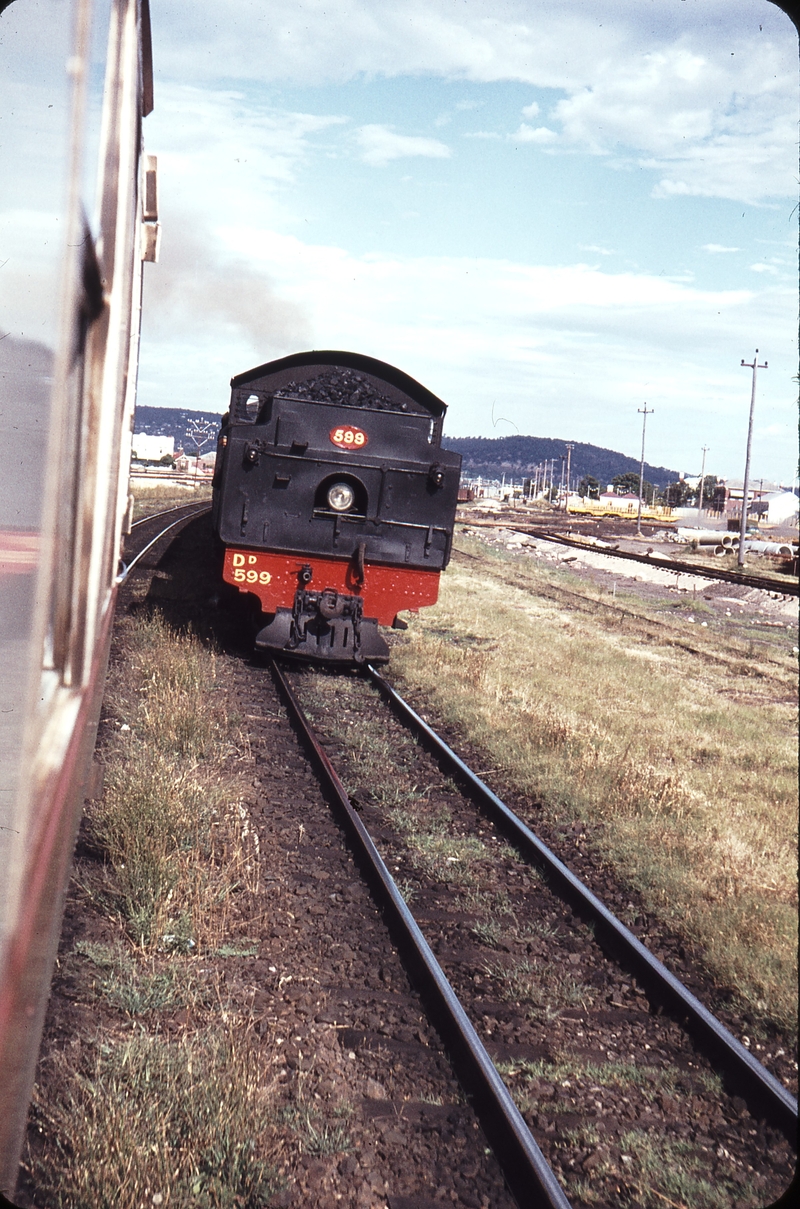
[
  {"left": 736, "top": 540, "right": 795, "bottom": 557},
  {"left": 677, "top": 528, "right": 735, "bottom": 548},
  {"left": 678, "top": 530, "right": 796, "bottom": 559}
]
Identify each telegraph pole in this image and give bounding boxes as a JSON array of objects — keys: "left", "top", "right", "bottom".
[
  {"left": 738, "top": 351, "right": 767, "bottom": 567},
  {"left": 636, "top": 404, "right": 653, "bottom": 536},
  {"left": 697, "top": 445, "right": 709, "bottom": 515},
  {"left": 564, "top": 443, "right": 574, "bottom": 513}
]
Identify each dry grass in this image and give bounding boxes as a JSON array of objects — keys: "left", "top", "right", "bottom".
[
  {"left": 131, "top": 482, "right": 212, "bottom": 520},
  {"left": 27, "top": 612, "right": 281, "bottom": 1207},
  {"left": 82, "top": 613, "right": 259, "bottom": 950},
  {"left": 31, "top": 1030, "right": 280, "bottom": 1209},
  {"left": 391, "top": 538, "right": 798, "bottom": 1031}
]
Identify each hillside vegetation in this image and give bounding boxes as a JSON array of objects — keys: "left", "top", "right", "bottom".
[{"left": 443, "top": 434, "right": 679, "bottom": 490}]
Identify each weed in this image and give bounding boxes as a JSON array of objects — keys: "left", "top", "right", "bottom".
[
  {"left": 485, "top": 958, "right": 595, "bottom": 1020},
  {"left": 30, "top": 1032, "right": 279, "bottom": 1209},
  {"left": 215, "top": 942, "right": 260, "bottom": 958},
  {"left": 396, "top": 878, "right": 417, "bottom": 905},
  {"left": 83, "top": 613, "right": 258, "bottom": 950},
  {"left": 472, "top": 918, "right": 503, "bottom": 948},
  {"left": 72, "top": 943, "right": 192, "bottom": 1015},
  {"left": 618, "top": 1129, "right": 746, "bottom": 1209},
  {"left": 30, "top": 610, "right": 273, "bottom": 1206},
  {"left": 299, "top": 1112, "right": 351, "bottom": 1157}
]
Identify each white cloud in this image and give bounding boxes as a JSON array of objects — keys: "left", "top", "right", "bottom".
[
  {"left": 133, "top": 2, "right": 798, "bottom": 479},
  {"left": 137, "top": 221, "right": 794, "bottom": 474},
  {"left": 510, "top": 124, "right": 558, "bottom": 145},
  {"left": 153, "top": 0, "right": 624, "bottom": 89},
  {"left": 144, "top": 84, "right": 347, "bottom": 230},
  {"left": 580, "top": 245, "right": 615, "bottom": 256},
  {"left": 154, "top": 1, "right": 791, "bottom": 91},
  {"left": 355, "top": 124, "right": 452, "bottom": 166},
  {"left": 702, "top": 244, "right": 740, "bottom": 253},
  {"left": 150, "top": 2, "right": 797, "bottom": 204},
  {"left": 551, "top": 40, "right": 797, "bottom": 203}
]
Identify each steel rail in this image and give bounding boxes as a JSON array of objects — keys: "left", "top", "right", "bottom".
[
  {"left": 116, "top": 506, "right": 210, "bottom": 584},
  {"left": 462, "top": 522, "right": 799, "bottom": 597},
  {"left": 269, "top": 659, "right": 573, "bottom": 1209},
  {"left": 365, "top": 665, "right": 798, "bottom": 1140},
  {"left": 131, "top": 501, "right": 208, "bottom": 529}
]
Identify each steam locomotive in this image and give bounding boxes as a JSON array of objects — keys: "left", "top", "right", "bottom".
[{"left": 211, "top": 351, "right": 462, "bottom": 664}]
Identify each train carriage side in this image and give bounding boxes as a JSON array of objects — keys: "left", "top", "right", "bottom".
[{"left": 0, "top": 0, "right": 158, "bottom": 1193}]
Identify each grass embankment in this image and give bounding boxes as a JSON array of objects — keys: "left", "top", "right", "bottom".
[
  {"left": 131, "top": 482, "right": 212, "bottom": 521},
  {"left": 27, "top": 614, "right": 278, "bottom": 1208},
  {"left": 392, "top": 536, "right": 798, "bottom": 1034}
]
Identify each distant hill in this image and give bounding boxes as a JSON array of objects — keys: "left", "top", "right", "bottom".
[
  {"left": 133, "top": 406, "right": 222, "bottom": 451},
  {"left": 134, "top": 409, "right": 680, "bottom": 489},
  {"left": 441, "top": 435, "right": 679, "bottom": 490}
]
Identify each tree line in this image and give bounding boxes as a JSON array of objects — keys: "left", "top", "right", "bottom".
[{"left": 577, "top": 473, "right": 722, "bottom": 508}]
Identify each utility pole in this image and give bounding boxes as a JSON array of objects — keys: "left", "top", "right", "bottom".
[
  {"left": 697, "top": 445, "right": 709, "bottom": 515},
  {"left": 738, "top": 350, "right": 767, "bottom": 567},
  {"left": 564, "top": 443, "right": 574, "bottom": 513},
  {"left": 636, "top": 404, "right": 653, "bottom": 536}
]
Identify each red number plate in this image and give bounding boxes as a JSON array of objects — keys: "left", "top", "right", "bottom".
[{"left": 330, "top": 425, "right": 368, "bottom": 450}]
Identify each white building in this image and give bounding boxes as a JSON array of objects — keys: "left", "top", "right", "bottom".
[
  {"left": 764, "top": 491, "right": 799, "bottom": 526},
  {"left": 598, "top": 491, "right": 640, "bottom": 511},
  {"left": 131, "top": 433, "right": 174, "bottom": 462}
]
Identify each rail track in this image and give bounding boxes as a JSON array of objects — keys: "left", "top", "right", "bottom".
[
  {"left": 118, "top": 502, "right": 211, "bottom": 584},
  {"left": 275, "top": 660, "right": 797, "bottom": 1207},
  {"left": 27, "top": 511, "right": 796, "bottom": 1207},
  {"left": 461, "top": 521, "right": 799, "bottom": 598},
  {"left": 130, "top": 501, "right": 210, "bottom": 529},
  {"left": 449, "top": 547, "right": 796, "bottom": 679}
]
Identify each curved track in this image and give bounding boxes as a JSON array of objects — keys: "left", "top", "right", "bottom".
[
  {"left": 130, "top": 502, "right": 209, "bottom": 530},
  {"left": 118, "top": 503, "right": 211, "bottom": 584},
  {"left": 463, "top": 521, "right": 798, "bottom": 597}
]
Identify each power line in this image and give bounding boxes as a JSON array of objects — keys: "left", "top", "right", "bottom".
[
  {"left": 738, "top": 351, "right": 768, "bottom": 567},
  {"left": 636, "top": 404, "right": 653, "bottom": 536}
]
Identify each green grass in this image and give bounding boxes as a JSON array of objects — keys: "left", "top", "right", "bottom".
[
  {"left": 495, "top": 1055, "right": 755, "bottom": 1207},
  {"left": 73, "top": 941, "right": 194, "bottom": 1015},
  {"left": 485, "top": 957, "right": 595, "bottom": 1021}
]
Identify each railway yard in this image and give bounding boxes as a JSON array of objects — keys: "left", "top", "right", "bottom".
[{"left": 18, "top": 498, "right": 798, "bottom": 1209}]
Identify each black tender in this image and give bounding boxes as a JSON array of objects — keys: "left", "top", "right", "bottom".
[{"left": 211, "top": 351, "right": 462, "bottom": 662}]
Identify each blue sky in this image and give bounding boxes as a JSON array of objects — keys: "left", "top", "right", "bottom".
[{"left": 135, "top": 0, "right": 798, "bottom": 482}]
